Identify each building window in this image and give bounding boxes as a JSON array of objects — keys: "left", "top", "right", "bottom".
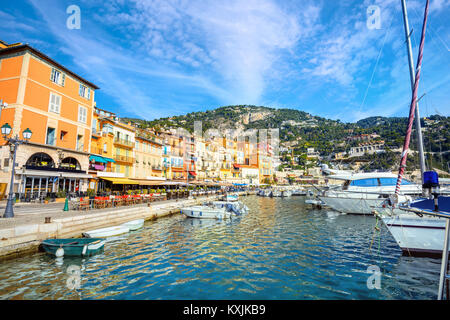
[
  {"left": 92, "top": 118, "right": 97, "bottom": 133},
  {"left": 78, "top": 105, "right": 87, "bottom": 123},
  {"left": 60, "top": 130, "right": 67, "bottom": 141},
  {"left": 46, "top": 127, "right": 56, "bottom": 146},
  {"left": 103, "top": 143, "right": 107, "bottom": 153},
  {"left": 49, "top": 92, "right": 61, "bottom": 114},
  {"left": 76, "top": 135, "right": 83, "bottom": 151},
  {"left": 79, "top": 84, "right": 91, "bottom": 99},
  {"left": 50, "top": 68, "right": 65, "bottom": 86}
]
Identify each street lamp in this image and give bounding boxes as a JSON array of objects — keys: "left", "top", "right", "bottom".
[{"left": 2, "top": 124, "right": 32, "bottom": 218}]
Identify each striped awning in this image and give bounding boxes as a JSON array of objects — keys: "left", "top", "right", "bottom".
[{"left": 99, "top": 177, "right": 139, "bottom": 185}]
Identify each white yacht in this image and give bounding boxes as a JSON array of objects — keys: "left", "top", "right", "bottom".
[{"left": 319, "top": 172, "right": 422, "bottom": 215}]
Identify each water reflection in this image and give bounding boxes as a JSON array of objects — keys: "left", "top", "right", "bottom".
[{"left": 0, "top": 196, "right": 441, "bottom": 300}]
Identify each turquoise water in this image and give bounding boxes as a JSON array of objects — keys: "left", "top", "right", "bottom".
[{"left": 0, "top": 196, "right": 441, "bottom": 299}]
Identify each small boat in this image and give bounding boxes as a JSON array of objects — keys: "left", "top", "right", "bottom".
[
  {"left": 281, "top": 190, "right": 292, "bottom": 197},
  {"left": 223, "top": 194, "right": 238, "bottom": 201},
  {"left": 292, "top": 189, "right": 306, "bottom": 196},
  {"left": 41, "top": 238, "right": 105, "bottom": 257},
  {"left": 121, "top": 219, "right": 145, "bottom": 231},
  {"left": 181, "top": 205, "right": 232, "bottom": 219},
  {"left": 83, "top": 225, "right": 130, "bottom": 238},
  {"left": 212, "top": 200, "right": 249, "bottom": 215},
  {"left": 271, "top": 190, "right": 282, "bottom": 197}
]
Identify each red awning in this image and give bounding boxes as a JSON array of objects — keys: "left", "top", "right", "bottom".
[
  {"left": 189, "top": 171, "right": 197, "bottom": 176},
  {"left": 233, "top": 164, "right": 240, "bottom": 169}
]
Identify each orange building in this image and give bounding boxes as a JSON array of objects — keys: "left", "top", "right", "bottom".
[{"left": 0, "top": 41, "right": 99, "bottom": 199}]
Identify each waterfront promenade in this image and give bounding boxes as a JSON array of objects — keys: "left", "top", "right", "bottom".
[{"left": 0, "top": 191, "right": 252, "bottom": 260}]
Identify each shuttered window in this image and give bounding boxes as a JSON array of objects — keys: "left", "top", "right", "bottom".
[
  {"left": 50, "top": 68, "right": 65, "bottom": 86},
  {"left": 78, "top": 105, "right": 87, "bottom": 123},
  {"left": 49, "top": 92, "right": 61, "bottom": 114}
]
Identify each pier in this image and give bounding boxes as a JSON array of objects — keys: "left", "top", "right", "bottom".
[{"left": 0, "top": 191, "right": 254, "bottom": 260}]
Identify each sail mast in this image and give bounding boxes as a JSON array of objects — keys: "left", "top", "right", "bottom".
[
  {"left": 395, "top": 0, "right": 429, "bottom": 195},
  {"left": 400, "top": 0, "right": 427, "bottom": 185}
]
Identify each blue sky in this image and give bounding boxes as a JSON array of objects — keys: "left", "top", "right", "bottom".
[{"left": 1, "top": 0, "right": 449, "bottom": 122}]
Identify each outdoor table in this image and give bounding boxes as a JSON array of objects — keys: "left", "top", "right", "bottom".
[
  {"left": 94, "top": 198, "right": 105, "bottom": 209},
  {"left": 79, "top": 199, "right": 90, "bottom": 210}
]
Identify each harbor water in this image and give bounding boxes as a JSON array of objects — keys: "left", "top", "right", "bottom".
[{"left": 0, "top": 196, "right": 442, "bottom": 299}]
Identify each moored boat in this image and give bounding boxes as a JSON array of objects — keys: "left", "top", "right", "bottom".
[
  {"left": 181, "top": 205, "right": 232, "bottom": 219},
  {"left": 121, "top": 219, "right": 145, "bottom": 231},
  {"left": 41, "top": 238, "right": 105, "bottom": 257},
  {"left": 212, "top": 200, "right": 249, "bottom": 215},
  {"left": 83, "top": 225, "right": 130, "bottom": 238}
]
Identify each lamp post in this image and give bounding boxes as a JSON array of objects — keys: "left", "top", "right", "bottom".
[{"left": 2, "top": 124, "right": 32, "bottom": 218}]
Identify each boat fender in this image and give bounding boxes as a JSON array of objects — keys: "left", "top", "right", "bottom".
[
  {"left": 55, "top": 247, "right": 64, "bottom": 257},
  {"left": 82, "top": 245, "right": 88, "bottom": 256}
]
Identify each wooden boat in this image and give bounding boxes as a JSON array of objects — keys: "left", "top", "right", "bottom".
[
  {"left": 41, "top": 238, "right": 105, "bottom": 257},
  {"left": 83, "top": 225, "right": 130, "bottom": 238},
  {"left": 121, "top": 219, "right": 144, "bottom": 231}
]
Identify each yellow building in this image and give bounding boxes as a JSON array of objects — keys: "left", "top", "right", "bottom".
[{"left": 134, "top": 128, "right": 163, "bottom": 179}]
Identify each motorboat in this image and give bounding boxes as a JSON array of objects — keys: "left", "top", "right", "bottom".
[
  {"left": 212, "top": 200, "right": 249, "bottom": 215},
  {"left": 181, "top": 205, "right": 232, "bottom": 219},
  {"left": 291, "top": 189, "right": 307, "bottom": 196},
  {"left": 271, "top": 189, "right": 282, "bottom": 197},
  {"left": 318, "top": 172, "right": 422, "bottom": 214},
  {"left": 281, "top": 190, "right": 292, "bottom": 197},
  {"left": 83, "top": 225, "right": 130, "bottom": 238},
  {"left": 222, "top": 193, "right": 239, "bottom": 201}
]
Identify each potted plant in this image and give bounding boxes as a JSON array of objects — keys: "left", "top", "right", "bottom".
[
  {"left": 55, "top": 190, "right": 67, "bottom": 203},
  {"left": 44, "top": 196, "right": 50, "bottom": 204}
]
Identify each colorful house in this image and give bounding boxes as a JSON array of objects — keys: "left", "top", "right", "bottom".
[{"left": 0, "top": 41, "right": 98, "bottom": 198}]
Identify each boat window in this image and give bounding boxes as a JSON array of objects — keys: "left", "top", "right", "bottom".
[
  {"left": 378, "top": 178, "right": 413, "bottom": 186},
  {"left": 342, "top": 180, "right": 350, "bottom": 190},
  {"left": 350, "top": 178, "right": 379, "bottom": 187}
]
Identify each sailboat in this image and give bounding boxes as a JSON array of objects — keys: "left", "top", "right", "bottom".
[
  {"left": 377, "top": 0, "right": 450, "bottom": 300},
  {"left": 379, "top": 0, "right": 450, "bottom": 256}
]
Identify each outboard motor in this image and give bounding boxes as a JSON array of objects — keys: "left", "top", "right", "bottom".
[{"left": 423, "top": 171, "right": 440, "bottom": 211}]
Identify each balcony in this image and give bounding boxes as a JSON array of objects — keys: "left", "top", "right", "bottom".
[
  {"left": 114, "top": 155, "right": 134, "bottom": 164},
  {"left": 152, "top": 165, "right": 163, "bottom": 171},
  {"left": 114, "top": 137, "right": 134, "bottom": 148},
  {"left": 91, "top": 147, "right": 106, "bottom": 155}
]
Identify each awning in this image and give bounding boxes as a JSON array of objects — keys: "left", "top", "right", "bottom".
[
  {"left": 99, "top": 177, "right": 139, "bottom": 185},
  {"left": 188, "top": 171, "right": 196, "bottom": 176},
  {"left": 60, "top": 172, "right": 93, "bottom": 178},
  {"left": 18, "top": 169, "right": 60, "bottom": 177},
  {"left": 130, "top": 179, "right": 166, "bottom": 186},
  {"left": 90, "top": 155, "right": 116, "bottom": 163}
]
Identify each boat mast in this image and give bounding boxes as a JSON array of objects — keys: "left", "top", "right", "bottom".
[
  {"left": 395, "top": 0, "right": 429, "bottom": 195},
  {"left": 401, "top": 0, "right": 427, "bottom": 185}
]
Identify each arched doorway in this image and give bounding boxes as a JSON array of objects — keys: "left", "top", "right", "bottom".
[
  {"left": 59, "top": 157, "right": 82, "bottom": 193},
  {"left": 23, "top": 153, "right": 57, "bottom": 198}
]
